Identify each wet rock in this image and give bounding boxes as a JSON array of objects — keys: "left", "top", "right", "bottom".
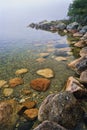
[
  {"left": 39, "top": 53, "right": 49, "bottom": 58},
  {"left": 0, "top": 101, "right": 14, "bottom": 130},
  {"left": 22, "top": 100, "right": 36, "bottom": 109},
  {"left": 74, "top": 40, "right": 86, "bottom": 48},
  {"left": 30, "top": 78, "right": 50, "bottom": 91},
  {"left": 36, "top": 68, "right": 54, "bottom": 78},
  {"left": 68, "top": 56, "right": 87, "bottom": 74},
  {"left": 33, "top": 120, "right": 67, "bottom": 130},
  {"left": 18, "top": 100, "right": 36, "bottom": 116},
  {"left": 73, "top": 32, "right": 83, "bottom": 37},
  {"left": 65, "top": 76, "right": 84, "bottom": 93},
  {"left": 0, "top": 80, "right": 7, "bottom": 88},
  {"left": 36, "top": 58, "right": 46, "bottom": 62},
  {"left": 0, "top": 99, "right": 20, "bottom": 130},
  {"left": 9, "top": 78, "right": 24, "bottom": 87},
  {"left": 80, "top": 70, "right": 87, "bottom": 83},
  {"left": 24, "top": 108, "right": 38, "bottom": 120},
  {"left": 3, "top": 88, "right": 13, "bottom": 97},
  {"left": 38, "top": 91, "right": 84, "bottom": 129},
  {"left": 80, "top": 47, "right": 87, "bottom": 57},
  {"left": 0, "top": 102, "right": 13, "bottom": 124},
  {"left": 55, "top": 56, "right": 67, "bottom": 61},
  {"left": 15, "top": 68, "right": 28, "bottom": 75}
]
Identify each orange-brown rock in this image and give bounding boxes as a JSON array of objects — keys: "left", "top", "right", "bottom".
[
  {"left": 22, "top": 100, "right": 36, "bottom": 109},
  {"left": 24, "top": 108, "right": 38, "bottom": 120},
  {"left": 30, "top": 78, "right": 50, "bottom": 91},
  {"left": 9, "top": 78, "right": 24, "bottom": 87}
]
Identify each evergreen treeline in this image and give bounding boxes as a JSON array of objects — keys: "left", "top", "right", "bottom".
[{"left": 68, "top": 0, "right": 87, "bottom": 25}]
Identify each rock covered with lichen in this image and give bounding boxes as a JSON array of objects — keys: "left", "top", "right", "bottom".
[{"left": 38, "top": 91, "right": 84, "bottom": 129}]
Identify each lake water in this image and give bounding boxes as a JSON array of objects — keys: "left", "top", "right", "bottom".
[{"left": 0, "top": 0, "right": 87, "bottom": 130}]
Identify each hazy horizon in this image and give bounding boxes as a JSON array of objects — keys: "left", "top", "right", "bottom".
[{"left": 0, "top": 0, "right": 72, "bottom": 40}]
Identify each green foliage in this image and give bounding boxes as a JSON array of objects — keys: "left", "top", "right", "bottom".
[{"left": 68, "top": 0, "right": 87, "bottom": 24}]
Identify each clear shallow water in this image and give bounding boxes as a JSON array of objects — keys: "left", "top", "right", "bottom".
[
  {"left": 0, "top": 1, "right": 87, "bottom": 130},
  {"left": 0, "top": 28, "right": 75, "bottom": 97}
]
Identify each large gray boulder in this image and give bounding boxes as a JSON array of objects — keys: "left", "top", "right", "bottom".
[
  {"left": 33, "top": 120, "right": 67, "bottom": 130},
  {"left": 67, "top": 22, "right": 79, "bottom": 32},
  {"left": 80, "top": 25, "right": 87, "bottom": 34},
  {"left": 38, "top": 91, "right": 84, "bottom": 129},
  {"left": 55, "top": 22, "right": 66, "bottom": 30}
]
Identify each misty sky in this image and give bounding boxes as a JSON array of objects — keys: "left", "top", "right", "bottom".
[{"left": 0, "top": 0, "right": 72, "bottom": 40}]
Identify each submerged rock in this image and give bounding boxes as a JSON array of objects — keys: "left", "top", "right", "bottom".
[
  {"left": 0, "top": 100, "right": 19, "bottom": 130},
  {"left": 33, "top": 120, "right": 67, "bottom": 130},
  {"left": 38, "top": 91, "right": 84, "bottom": 129},
  {"left": 9, "top": 78, "right": 24, "bottom": 87},
  {"left": 54, "top": 50, "right": 68, "bottom": 57},
  {"left": 22, "top": 100, "right": 36, "bottom": 109},
  {"left": 36, "top": 58, "right": 46, "bottom": 63},
  {"left": 55, "top": 56, "right": 67, "bottom": 61},
  {"left": 3, "top": 88, "right": 13, "bottom": 97},
  {"left": 0, "top": 80, "right": 7, "bottom": 88},
  {"left": 0, "top": 102, "right": 13, "bottom": 125},
  {"left": 39, "top": 53, "right": 49, "bottom": 58},
  {"left": 30, "top": 78, "right": 51, "bottom": 91},
  {"left": 24, "top": 108, "right": 38, "bottom": 120},
  {"left": 15, "top": 68, "right": 28, "bottom": 75},
  {"left": 68, "top": 56, "right": 87, "bottom": 74},
  {"left": 36, "top": 68, "right": 54, "bottom": 78}
]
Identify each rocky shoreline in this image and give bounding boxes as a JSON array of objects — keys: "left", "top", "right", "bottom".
[
  {"left": 29, "top": 20, "right": 87, "bottom": 130},
  {"left": 0, "top": 20, "right": 87, "bottom": 130}
]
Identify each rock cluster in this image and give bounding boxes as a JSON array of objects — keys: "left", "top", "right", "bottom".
[{"left": 28, "top": 20, "right": 87, "bottom": 130}]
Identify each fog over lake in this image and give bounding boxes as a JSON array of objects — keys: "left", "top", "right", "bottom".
[{"left": 0, "top": 0, "right": 72, "bottom": 40}]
